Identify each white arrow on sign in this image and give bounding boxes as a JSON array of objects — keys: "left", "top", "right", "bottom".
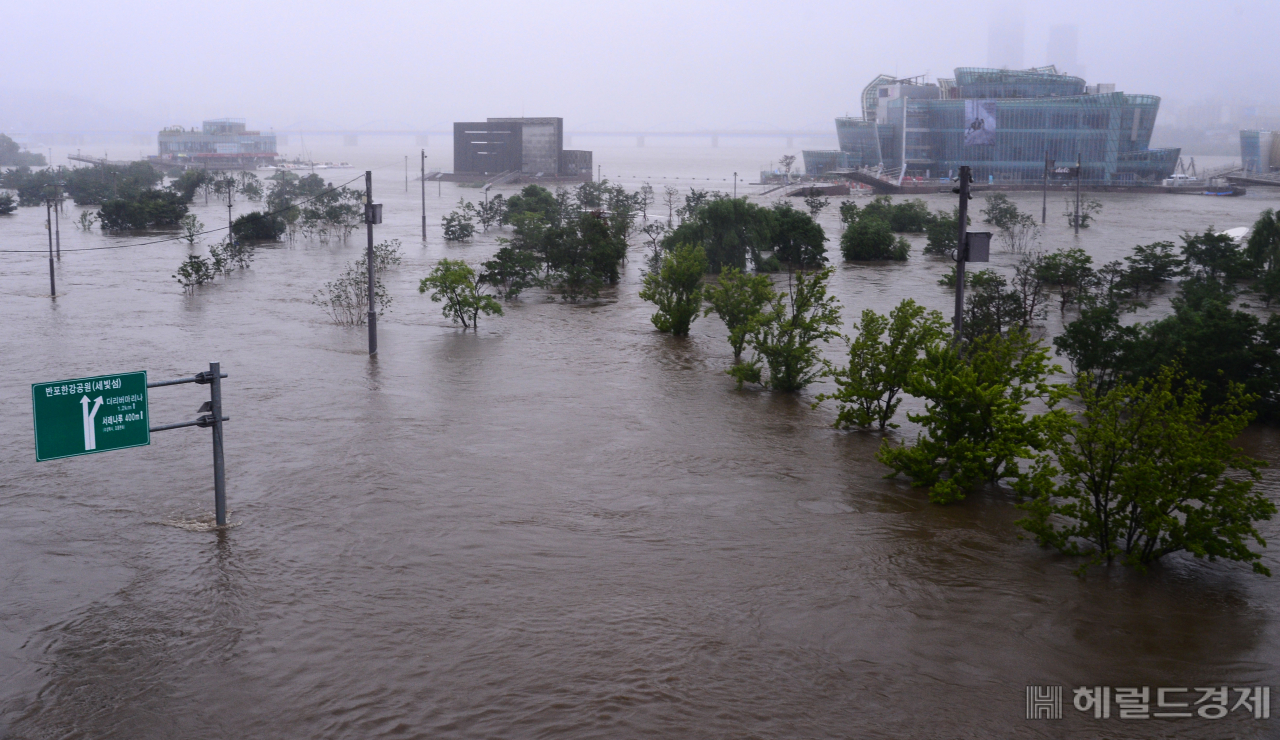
[{"left": 80, "top": 395, "right": 103, "bottom": 450}]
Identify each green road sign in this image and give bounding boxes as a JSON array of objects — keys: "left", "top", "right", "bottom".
[{"left": 32, "top": 372, "right": 149, "bottom": 462}]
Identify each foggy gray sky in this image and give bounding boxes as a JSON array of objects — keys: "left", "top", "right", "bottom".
[{"left": 3, "top": 0, "right": 1277, "bottom": 132}]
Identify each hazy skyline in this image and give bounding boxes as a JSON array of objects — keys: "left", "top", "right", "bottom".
[{"left": 3, "top": 0, "right": 1277, "bottom": 132}]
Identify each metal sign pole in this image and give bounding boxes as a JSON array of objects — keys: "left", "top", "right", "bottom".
[
  {"left": 34, "top": 366, "right": 231, "bottom": 526},
  {"left": 209, "top": 362, "right": 226, "bottom": 526},
  {"left": 147, "top": 366, "right": 230, "bottom": 525}
]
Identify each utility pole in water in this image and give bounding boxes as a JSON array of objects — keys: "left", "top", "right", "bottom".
[
  {"left": 953, "top": 166, "right": 970, "bottom": 343},
  {"left": 950, "top": 166, "right": 991, "bottom": 345},
  {"left": 45, "top": 199, "right": 56, "bottom": 297},
  {"left": 364, "top": 171, "right": 382, "bottom": 355},
  {"left": 53, "top": 182, "right": 62, "bottom": 259},
  {"left": 733, "top": 172, "right": 737, "bottom": 198},
  {"left": 405, "top": 155, "right": 408, "bottom": 192},
  {"left": 421, "top": 150, "right": 427, "bottom": 241},
  {"left": 225, "top": 176, "right": 234, "bottom": 241},
  {"left": 1074, "top": 152, "right": 1082, "bottom": 236},
  {"left": 1041, "top": 152, "right": 1050, "bottom": 225}
]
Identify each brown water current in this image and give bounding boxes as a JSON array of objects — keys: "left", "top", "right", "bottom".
[{"left": 2, "top": 145, "right": 1279, "bottom": 738}]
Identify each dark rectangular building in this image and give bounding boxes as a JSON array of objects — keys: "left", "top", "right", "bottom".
[
  {"left": 453, "top": 117, "right": 591, "bottom": 179},
  {"left": 453, "top": 121, "right": 523, "bottom": 175}
]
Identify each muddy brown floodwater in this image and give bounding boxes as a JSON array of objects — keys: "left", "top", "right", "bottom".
[{"left": 2, "top": 146, "right": 1279, "bottom": 739}]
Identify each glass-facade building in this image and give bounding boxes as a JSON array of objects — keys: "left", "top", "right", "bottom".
[
  {"left": 155, "top": 119, "right": 278, "bottom": 169},
  {"left": 804, "top": 67, "right": 1179, "bottom": 185}
]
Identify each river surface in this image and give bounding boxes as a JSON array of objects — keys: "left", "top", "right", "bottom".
[{"left": 2, "top": 144, "right": 1279, "bottom": 739}]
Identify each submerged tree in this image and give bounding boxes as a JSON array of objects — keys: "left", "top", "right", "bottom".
[
  {"left": 1037, "top": 247, "right": 1096, "bottom": 313},
  {"left": 815, "top": 299, "right": 949, "bottom": 430},
  {"left": 180, "top": 214, "right": 203, "bottom": 244},
  {"left": 859, "top": 195, "right": 935, "bottom": 233},
  {"left": 637, "top": 183, "right": 655, "bottom": 222},
  {"left": 980, "top": 193, "right": 1021, "bottom": 231},
  {"left": 475, "top": 192, "right": 506, "bottom": 232},
  {"left": 778, "top": 154, "right": 797, "bottom": 180},
  {"left": 664, "top": 197, "right": 774, "bottom": 273},
  {"left": 312, "top": 256, "right": 392, "bottom": 326},
  {"left": 961, "top": 269, "right": 1027, "bottom": 340},
  {"left": 481, "top": 245, "right": 542, "bottom": 300},
  {"left": 923, "top": 207, "right": 963, "bottom": 256},
  {"left": 996, "top": 212, "right": 1040, "bottom": 254},
  {"left": 504, "top": 184, "right": 561, "bottom": 227},
  {"left": 1018, "top": 368, "right": 1275, "bottom": 576},
  {"left": 703, "top": 267, "right": 776, "bottom": 361},
  {"left": 230, "top": 211, "right": 286, "bottom": 242},
  {"left": 803, "top": 194, "right": 830, "bottom": 219},
  {"left": 639, "top": 243, "right": 709, "bottom": 336},
  {"left": 729, "top": 267, "right": 843, "bottom": 392},
  {"left": 442, "top": 209, "right": 476, "bottom": 242},
  {"left": 98, "top": 189, "right": 189, "bottom": 230},
  {"left": 841, "top": 217, "right": 910, "bottom": 261},
  {"left": 418, "top": 259, "right": 503, "bottom": 330},
  {"left": 173, "top": 255, "right": 214, "bottom": 292},
  {"left": 1182, "top": 227, "right": 1251, "bottom": 281},
  {"left": 770, "top": 202, "right": 827, "bottom": 269},
  {"left": 641, "top": 221, "right": 668, "bottom": 269},
  {"left": 877, "top": 329, "right": 1069, "bottom": 504},
  {"left": 1123, "top": 240, "right": 1184, "bottom": 294},
  {"left": 1063, "top": 196, "right": 1103, "bottom": 229},
  {"left": 662, "top": 185, "right": 680, "bottom": 227}
]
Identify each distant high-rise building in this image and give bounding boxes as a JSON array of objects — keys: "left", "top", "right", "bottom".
[
  {"left": 1047, "top": 25, "right": 1085, "bottom": 79},
  {"left": 987, "top": 11, "right": 1025, "bottom": 70}
]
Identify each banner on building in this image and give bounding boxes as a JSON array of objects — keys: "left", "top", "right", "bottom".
[{"left": 964, "top": 100, "right": 997, "bottom": 146}]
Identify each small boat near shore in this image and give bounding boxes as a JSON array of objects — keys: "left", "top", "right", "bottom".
[{"left": 1203, "top": 177, "right": 1246, "bottom": 196}]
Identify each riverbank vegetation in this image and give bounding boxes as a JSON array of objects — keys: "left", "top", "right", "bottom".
[
  {"left": 727, "top": 268, "right": 844, "bottom": 392},
  {"left": 419, "top": 259, "right": 502, "bottom": 330},
  {"left": 0, "top": 134, "right": 45, "bottom": 167},
  {"left": 634, "top": 191, "right": 1280, "bottom": 577},
  {"left": 1, "top": 161, "right": 163, "bottom": 206},
  {"left": 639, "top": 243, "right": 708, "bottom": 336},
  {"left": 449, "top": 183, "right": 634, "bottom": 302},
  {"left": 173, "top": 236, "right": 258, "bottom": 292},
  {"left": 264, "top": 172, "right": 362, "bottom": 242},
  {"left": 16, "top": 166, "right": 1270, "bottom": 577},
  {"left": 312, "top": 240, "right": 402, "bottom": 325}
]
